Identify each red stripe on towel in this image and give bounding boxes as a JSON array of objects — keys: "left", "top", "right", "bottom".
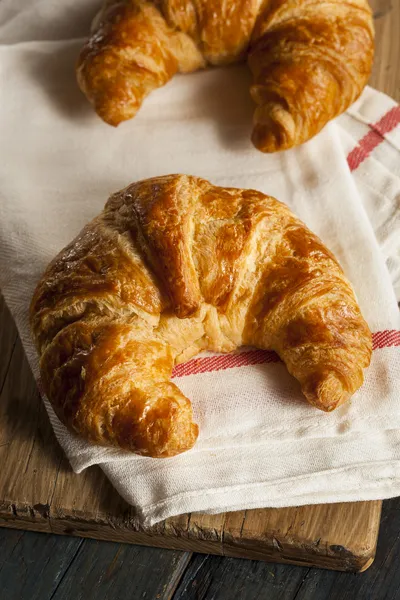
[
  {"left": 372, "top": 329, "right": 400, "bottom": 350},
  {"left": 172, "top": 331, "right": 400, "bottom": 377},
  {"left": 172, "top": 348, "right": 280, "bottom": 377},
  {"left": 347, "top": 105, "right": 400, "bottom": 171}
]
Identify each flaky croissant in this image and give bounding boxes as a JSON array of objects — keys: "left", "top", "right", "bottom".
[
  {"left": 76, "top": 0, "right": 374, "bottom": 152},
  {"left": 30, "top": 175, "right": 372, "bottom": 458}
]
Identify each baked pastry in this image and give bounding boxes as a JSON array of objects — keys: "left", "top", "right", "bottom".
[
  {"left": 30, "top": 175, "right": 372, "bottom": 457},
  {"left": 76, "top": 0, "right": 374, "bottom": 152}
]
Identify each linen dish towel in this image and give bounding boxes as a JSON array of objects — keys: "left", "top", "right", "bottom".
[{"left": 0, "top": 0, "right": 399, "bottom": 525}]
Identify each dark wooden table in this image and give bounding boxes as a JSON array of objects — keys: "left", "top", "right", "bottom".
[{"left": 1, "top": 0, "right": 399, "bottom": 598}]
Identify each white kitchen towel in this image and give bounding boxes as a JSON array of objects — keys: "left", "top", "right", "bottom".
[{"left": 0, "top": 1, "right": 399, "bottom": 525}]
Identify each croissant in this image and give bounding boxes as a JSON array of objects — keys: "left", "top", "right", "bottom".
[
  {"left": 30, "top": 175, "right": 372, "bottom": 457},
  {"left": 76, "top": 0, "right": 374, "bottom": 152}
]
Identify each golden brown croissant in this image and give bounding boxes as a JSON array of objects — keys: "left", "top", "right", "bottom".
[
  {"left": 30, "top": 175, "right": 372, "bottom": 458},
  {"left": 77, "top": 0, "right": 374, "bottom": 151}
]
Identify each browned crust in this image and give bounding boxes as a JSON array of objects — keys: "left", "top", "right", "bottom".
[
  {"left": 30, "top": 175, "right": 372, "bottom": 457},
  {"left": 76, "top": 0, "right": 374, "bottom": 151}
]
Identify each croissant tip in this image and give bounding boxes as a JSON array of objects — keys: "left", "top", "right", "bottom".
[
  {"left": 145, "top": 421, "right": 199, "bottom": 458},
  {"left": 95, "top": 108, "right": 125, "bottom": 127},
  {"left": 305, "top": 372, "right": 352, "bottom": 413},
  {"left": 251, "top": 127, "right": 283, "bottom": 153},
  {"left": 251, "top": 108, "right": 296, "bottom": 153}
]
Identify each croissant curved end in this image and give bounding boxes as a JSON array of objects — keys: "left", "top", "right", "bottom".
[
  {"left": 303, "top": 372, "right": 355, "bottom": 413},
  {"left": 76, "top": 66, "right": 139, "bottom": 127},
  {"left": 110, "top": 384, "right": 199, "bottom": 458},
  {"left": 251, "top": 102, "right": 296, "bottom": 153}
]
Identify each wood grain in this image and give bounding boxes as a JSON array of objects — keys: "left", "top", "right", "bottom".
[
  {"left": 47, "top": 539, "right": 191, "bottom": 600},
  {"left": 285, "top": 497, "right": 400, "bottom": 600},
  {"left": 0, "top": 532, "right": 83, "bottom": 600},
  {"left": 0, "top": 528, "right": 192, "bottom": 600},
  {"left": 369, "top": 0, "right": 400, "bottom": 101},
  {"left": 0, "top": 297, "right": 63, "bottom": 533},
  {"left": 171, "top": 498, "right": 400, "bottom": 600},
  {"left": 172, "top": 553, "right": 309, "bottom": 600}
]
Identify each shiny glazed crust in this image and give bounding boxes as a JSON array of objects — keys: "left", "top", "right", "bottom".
[
  {"left": 76, "top": 0, "right": 374, "bottom": 151},
  {"left": 30, "top": 175, "right": 372, "bottom": 457}
]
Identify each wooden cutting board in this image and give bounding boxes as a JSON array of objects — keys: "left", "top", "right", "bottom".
[{"left": 0, "top": 296, "right": 382, "bottom": 572}]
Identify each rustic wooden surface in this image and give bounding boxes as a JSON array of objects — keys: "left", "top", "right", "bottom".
[
  {"left": 0, "top": 0, "right": 399, "bottom": 597},
  {"left": 0, "top": 294, "right": 382, "bottom": 571},
  {"left": 369, "top": 0, "right": 400, "bottom": 99}
]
